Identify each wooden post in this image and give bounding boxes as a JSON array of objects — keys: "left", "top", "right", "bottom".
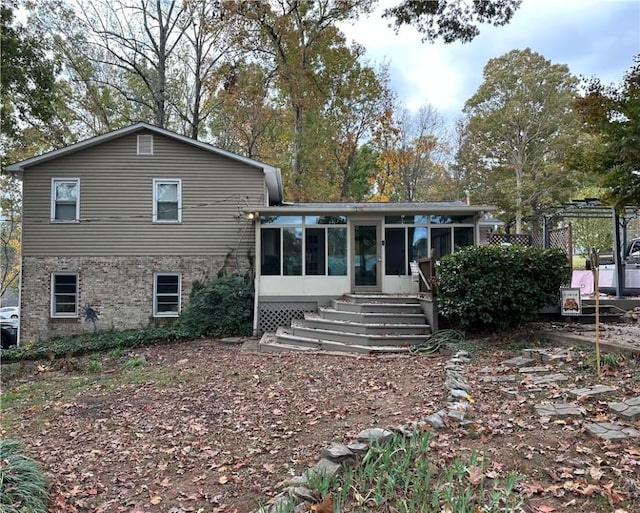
[{"left": 590, "top": 248, "right": 601, "bottom": 379}]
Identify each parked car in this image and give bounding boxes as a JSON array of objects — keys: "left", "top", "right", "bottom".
[
  {"left": 0, "top": 306, "right": 19, "bottom": 320},
  {"left": 1, "top": 319, "right": 17, "bottom": 349}
]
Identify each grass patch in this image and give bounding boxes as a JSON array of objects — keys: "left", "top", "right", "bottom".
[
  {"left": 277, "top": 431, "right": 524, "bottom": 512},
  {"left": 122, "top": 356, "right": 146, "bottom": 370},
  {"left": 0, "top": 439, "right": 49, "bottom": 513}
]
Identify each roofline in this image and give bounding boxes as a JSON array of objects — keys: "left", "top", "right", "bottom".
[
  {"left": 6, "top": 122, "right": 283, "bottom": 203},
  {"left": 252, "top": 203, "right": 495, "bottom": 215}
]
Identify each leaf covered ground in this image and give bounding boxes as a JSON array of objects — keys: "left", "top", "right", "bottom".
[{"left": 1, "top": 333, "right": 639, "bottom": 513}]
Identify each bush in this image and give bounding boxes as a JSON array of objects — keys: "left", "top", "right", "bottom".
[
  {"left": 1, "top": 325, "right": 192, "bottom": 363},
  {"left": 437, "top": 245, "right": 570, "bottom": 331},
  {"left": 179, "top": 275, "right": 254, "bottom": 337},
  {"left": 0, "top": 439, "right": 49, "bottom": 513}
]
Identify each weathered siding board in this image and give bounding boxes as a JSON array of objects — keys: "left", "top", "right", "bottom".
[{"left": 22, "top": 131, "right": 265, "bottom": 256}]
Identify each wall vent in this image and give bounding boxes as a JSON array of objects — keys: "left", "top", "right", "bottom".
[{"left": 137, "top": 135, "right": 153, "bottom": 155}]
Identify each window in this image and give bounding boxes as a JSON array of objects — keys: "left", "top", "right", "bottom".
[
  {"left": 51, "top": 274, "right": 78, "bottom": 317},
  {"left": 154, "top": 273, "right": 181, "bottom": 316},
  {"left": 137, "top": 134, "right": 153, "bottom": 155},
  {"left": 51, "top": 178, "right": 80, "bottom": 222},
  {"left": 153, "top": 179, "right": 181, "bottom": 223},
  {"left": 259, "top": 216, "right": 347, "bottom": 276}
]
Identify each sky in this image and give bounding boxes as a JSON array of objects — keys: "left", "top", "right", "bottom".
[{"left": 338, "top": 0, "right": 640, "bottom": 123}]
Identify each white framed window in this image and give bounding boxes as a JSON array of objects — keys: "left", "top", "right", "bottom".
[
  {"left": 137, "top": 134, "right": 153, "bottom": 155},
  {"left": 153, "top": 179, "right": 182, "bottom": 223},
  {"left": 153, "top": 273, "right": 181, "bottom": 317},
  {"left": 51, "top": 178, "right": 80, "bottom": 222},
  {"left": 51, "top": 273, "right": 78, "bottom": 317}
]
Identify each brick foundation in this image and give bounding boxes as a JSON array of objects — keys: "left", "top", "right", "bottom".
[{"left": 19, "top": 255, "right": 251, "bottom": 342}]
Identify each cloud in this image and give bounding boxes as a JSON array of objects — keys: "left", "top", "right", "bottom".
[{"left": 338, "top": 0, "right": 640, "bottom": 121}]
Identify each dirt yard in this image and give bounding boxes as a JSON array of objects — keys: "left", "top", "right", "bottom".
[{"left": 2, "top": 330, "right": 639, "bottom": 513}]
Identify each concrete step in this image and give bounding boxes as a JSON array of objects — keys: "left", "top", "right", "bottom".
[
  {"left": 304, "top": 312, "right": 430, "bottom": 335},
  {"left": 343, "top": 293, "right": 420, "bottom": 305},
  {"left": 318, "top": 307, "right": 426, "bottom": 325},
  {"left": 290, "top": 320, "right": 428, "bottom": 347},
  {"left": 332, "top": 299, "right": 422, "bottom": 314},
  {"left": 272, "top": 328, "right": 412, "bottom": 354}
]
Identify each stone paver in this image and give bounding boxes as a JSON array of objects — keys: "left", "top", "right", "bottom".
[
  {"left": 501, "top": 356, "right": 535, "bottom": 368},
  {"left": 608, "top": 396, "right": 640, "bottom": 421},
  {"left": 534, "top": 403, "right": 583, "bottom": 418},
  {"left": 532, "top": 373, "right": 569, "bottom": 385},
  {"left": 584, "top": 422, "right": 640, "bottom": 441},
  {"left": 569, "top": 385, "right": 617, "bottom": 398},
  {"left": 519, "top": 366, "right": 552, "bottom": 373},
  {"left": 356, "top": 428, "right": 393, "bottom": 443},
  {"left": 482, "top": 375, "right": 517, "bottom": 383},
  {"left": 479, "top": 366, "right": 510, "bottom": 374},
  {"left": 522, "top": 348, "right": 577, "bottom": 363}
]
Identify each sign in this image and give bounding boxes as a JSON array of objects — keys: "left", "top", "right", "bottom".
[{"left": 560, "top": 287, "right": 582, "bottom": 316}]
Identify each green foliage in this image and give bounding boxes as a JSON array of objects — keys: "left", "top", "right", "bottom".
[
  {"left": 573, "top": 55, "right": 640, "bottom": 209},
  {"left": 384, "top": 0, "right": 522, "bottom": 43},
  {"left": 437, "top": 245, "right": 570, "bottom": 331},
  {"left": 179, "top": 276, "right": 254, "bottom": 338},
  {"left": 329, "top": 431, "right": 522, "bottom": 512},
  {"left": 0, "top": 439, "right": 49, "bottom": 513},
  {"left": 461, "top": 48, "right": 579, "bottom": 232},
  {"left": 122, "top": 356, "right": 146, "bottom": 370},
  {"left": 1, "top": 326, "right": 192, "bottom": 363}
]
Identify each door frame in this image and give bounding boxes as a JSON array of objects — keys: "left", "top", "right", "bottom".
[{"left": 351, "top": 220, "right": 382, "bottom": 293}]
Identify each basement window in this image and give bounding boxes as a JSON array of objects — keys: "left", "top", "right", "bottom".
[
  {"left": 154, "top": 273, "right": 181, "bottom": 317},
  {"left": 51, "top": 273, "right": 78, "bottom": 317}
]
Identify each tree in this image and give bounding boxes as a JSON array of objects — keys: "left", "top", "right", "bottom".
[
  {"left": 384, "top": 0, "right": 522, "bottom": 43},
  {"left": 462, "top": 48, "right": 579, "bottom": 233},
  {"left": 231, "top": 0, "right": 374, "bottom": 200},
  {"left": 573, "top": 55, "right": 640, "bottom": 209},
  {"left": 0, "top": 0, "right": 59, "bottom": 144},
  {"left": 371, "top": 104, "right": 451, "bottom": 201}
]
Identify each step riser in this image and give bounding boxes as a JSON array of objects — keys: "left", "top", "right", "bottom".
[
  {"left": 319, "top": 309, "right": 426, "bottom": 324},
  {"left": 272, "top": 334, "right": 411, "bottom": 354},
  {"left": 332, "top": 300, "right": 422, "bottom": 314},
  {"left": 344, "top": 293, "right": 420, "bottom": 305},
  {"left": 290, "top": 326, "right": 427, "bottom": 346},
  {"left": 304, "top": 318, "right": 430, "bottom": 335}
]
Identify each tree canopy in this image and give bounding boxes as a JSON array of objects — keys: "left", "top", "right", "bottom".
[
  {"left": 384, "top": 0, "right": 522, "bottom": 43},
  {"left": 573, "top": 55, "right": 640, "bottom": 209},
  {"left": 460, "top": 48, "right": 579, "bottom": 232}
]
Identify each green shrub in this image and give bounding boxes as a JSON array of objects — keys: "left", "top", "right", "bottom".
[
  {"left": 0, "top": 439, "right": 49, "bottom": 513},
  {"left": 437, "top": 245, "right": 570, "bottom": 331},
  {"left": 179, "top": 275, "right": 254, "bottom": 337},
  {"left": 1, "top": 326, "right": 192, "bottom": 363}
]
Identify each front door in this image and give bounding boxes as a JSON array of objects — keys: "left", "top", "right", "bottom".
[{"left": 352, "top": 222, "right": 381, "bottom": 292}]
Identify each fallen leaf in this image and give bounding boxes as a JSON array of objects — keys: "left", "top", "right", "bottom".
[
  {"left": 467, "top": 465, "right": 483, "bottom": 486},
  {"left": 535, "top": 505, "right": 555, "bottom": 513},
  {"left": 311, "top": 494, "right": 334, "bottom": 513}
]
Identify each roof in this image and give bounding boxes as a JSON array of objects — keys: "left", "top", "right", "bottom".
[
  {"left": 6, "top": 122, "right": 283, "bottom": 204},
  {"left": 255, "top": 201, "right": 494, "bottom": 215}
]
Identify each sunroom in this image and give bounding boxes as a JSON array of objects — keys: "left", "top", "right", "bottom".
[{"left": 252, "top": 201, "right": 492, "bottom": 334}]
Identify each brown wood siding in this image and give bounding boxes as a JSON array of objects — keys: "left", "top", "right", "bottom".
[{"left": 22, "top": 131, "right": 266, "bottom": 257}]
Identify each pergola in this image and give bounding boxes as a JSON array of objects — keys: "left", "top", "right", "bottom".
[{"left": 541, "top": 199, "right": 640, "bottom": 297}]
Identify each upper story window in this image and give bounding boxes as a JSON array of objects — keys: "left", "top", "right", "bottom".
[
  {"left": 153, "top": 179, "right": 181, "bottom": 223},
  {"left": 51, "top": 178, "right": 80, "bottom": 222},
  {"left": 137, "top": 134, "right": 154, "bottom": 155}
]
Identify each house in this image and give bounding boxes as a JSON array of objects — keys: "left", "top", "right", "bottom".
[
  {"left": 7, "top": 123, "right": 281, "bottom": 342},
  {"left": 8, "top": 123, "right": 492, "bottom": 344}
]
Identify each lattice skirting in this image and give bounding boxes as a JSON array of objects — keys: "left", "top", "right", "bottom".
[{"left": 259, "top": 302, "right": 318, "bottom": 333}]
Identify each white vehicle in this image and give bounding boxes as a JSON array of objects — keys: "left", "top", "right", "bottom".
[
  {"left": 599, "top": 237, "right": 640, "bottom": 293},
  {"left": 0, "top": 306, "right": 19, "bottom": 320}
]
